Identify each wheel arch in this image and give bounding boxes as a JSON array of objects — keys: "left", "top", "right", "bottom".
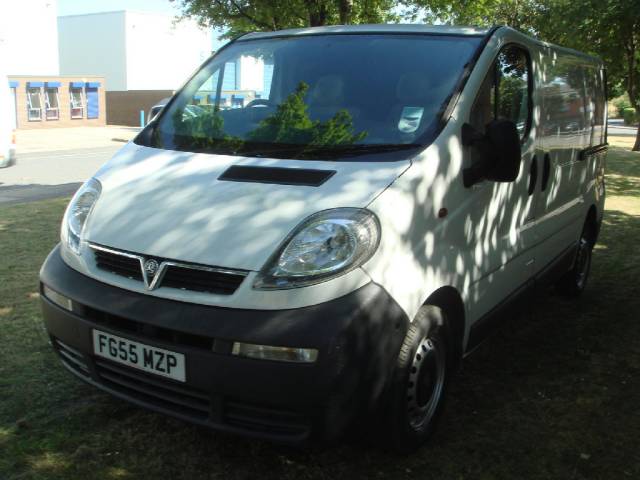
[{"left": 424, "top": 286, "right": 465, "bottom": 370}]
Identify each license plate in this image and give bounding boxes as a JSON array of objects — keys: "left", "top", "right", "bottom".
[{"left": 92, "top": 330, "right": 186, "bottom": 382}]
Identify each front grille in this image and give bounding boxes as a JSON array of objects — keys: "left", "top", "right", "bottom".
[
  {"left": 54, "top": 338, "right": 90, "bottom": 378},
  {"left": 83, "top": 305, "right": 214, "bottom": 351},
  {"left": 225, "top": 400, "right": 310, "bottom": 436},
  {"left": 95, "top": 359, "right": 211, "bottom": 420},
  {"left": 94, "top": 249, "right": 143, "bottom": 281},
  {"left": 162, "top": 264, "right": 244, "bottom": 294},
  {"left": 52, "top": 333, "right": 311, "bottom": 439},
  {"left": 91, "top": 244, "right": 247, "bottom": 295}
]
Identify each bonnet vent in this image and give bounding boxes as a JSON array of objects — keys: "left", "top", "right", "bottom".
[{"left": 218, "top": 166, "right": 336, "bottom": 187}]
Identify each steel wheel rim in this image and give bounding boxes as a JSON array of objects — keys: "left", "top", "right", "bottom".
[{"left": 406, "top": 335, "right": 446, "bottom": 430}]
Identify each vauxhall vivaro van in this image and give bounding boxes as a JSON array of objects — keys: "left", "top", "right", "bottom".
[{"left": 40, "top": 25, "right": 607, "bottom": 451}]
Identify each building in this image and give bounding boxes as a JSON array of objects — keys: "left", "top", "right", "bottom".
[
  {"left": 58, "top": 11, "right": 212, "bottom": 126},
  {"left": 1, "top": 0, "right": 107, "bottom": 128},
  {"left": 8, "top": 75, "right": 106, "bottom": 129}
]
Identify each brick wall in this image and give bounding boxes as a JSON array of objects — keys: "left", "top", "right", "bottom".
[
  {"left": 106, "top": 90, "right": 174, "bottom": 126},
  {"left": 9, "top": 76, "right": 106, "bottom": 130}
]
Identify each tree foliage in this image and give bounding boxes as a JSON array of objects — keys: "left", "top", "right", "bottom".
[
  {"left": 172, "top": 0, "right": 398, "bottom": 39},
  {"left": 248, "top": 82, "right": 367, "bottom": 148},
  {"left": 167, "top": 83, "right": 367, "bottom": 156}
]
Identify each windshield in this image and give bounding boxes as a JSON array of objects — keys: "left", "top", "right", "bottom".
[{"left": 138, "top": 33, "right": 481, "bottom": 160}]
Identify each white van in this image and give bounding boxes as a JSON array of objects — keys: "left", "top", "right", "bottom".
[
  {"left": 0, "top": 69, "right": 16, "bottom": 168},
  {"left": 40, "top": 25, "right": 607, "bottom": 451}
]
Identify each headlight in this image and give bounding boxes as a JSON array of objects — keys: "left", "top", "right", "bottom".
[
  {"left": 254, "top": 208, "right": 380, "bottom": 289},
  {"left": 62, "top": 177, "right": 102, "bottom": 254}
]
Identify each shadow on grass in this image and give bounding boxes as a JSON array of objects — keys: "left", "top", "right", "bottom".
[
  {"left": 2, "top": 148, "right": 640, "bottom": 479},
  {"left": 2, "top": 212, "right": 639, "bottom": 480}
]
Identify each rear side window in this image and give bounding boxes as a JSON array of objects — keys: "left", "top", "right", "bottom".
[{"left": 470, "top": 44, "right": 531, "bottom": 139}]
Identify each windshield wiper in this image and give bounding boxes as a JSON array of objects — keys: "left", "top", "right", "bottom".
[
  {"left": 164, "top": 141, "right": 423, "bottom": 160},
  {"left": 311, "top": 143, "right": 422, "bottom": 158}
]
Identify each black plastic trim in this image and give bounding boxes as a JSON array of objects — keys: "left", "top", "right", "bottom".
[
  {"left": 39, "top": 245, "right": 409, "bottom": 443},
  {"left": 218, "top": 165, "right": 336, "bottom": 186},
  {"left": 541, "top": 153, "right": 551, "bottom": 192},
  {"left": 579, "top": 143, "right": 608, "bottom": 161}
]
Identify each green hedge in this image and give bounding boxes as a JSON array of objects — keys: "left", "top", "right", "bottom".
[
  {"left": 614, "top": 98, "right": 632, "bottom": 117},
  {"left": 623, "top": 108, "right": 638, "bottom": 125}
]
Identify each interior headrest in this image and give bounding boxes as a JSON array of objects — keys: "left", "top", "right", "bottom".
[{"left": 309, "top": 75, "right": 345, "bottom": 106}]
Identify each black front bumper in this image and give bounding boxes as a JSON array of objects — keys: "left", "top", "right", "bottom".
[{"left": 40, "top": 245, "right": 408, "bottom": 444}]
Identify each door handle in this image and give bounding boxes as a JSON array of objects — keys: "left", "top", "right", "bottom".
[
  {"left": 541, "top": 153, "right": 551, "bottom": 192},
  {"left": 528, "top": 155, "right": 538, "bottom": 196}
]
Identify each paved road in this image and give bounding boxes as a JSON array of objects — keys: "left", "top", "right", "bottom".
[
  {"left": 0, "top": 145, "right": 123, "bottom": 205},
  {"left": 608, "top": 118, "right": 638, "bottom": 137}
]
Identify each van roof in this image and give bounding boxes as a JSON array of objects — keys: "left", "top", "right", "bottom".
[
  {"left": 238, "top": 24, "right": 602, "bottom": 65},
  {"left": 239, "top": 24, "right": 491, "bottom": 41}
]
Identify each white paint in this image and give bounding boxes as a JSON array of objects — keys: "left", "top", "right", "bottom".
[
  {"left": 58, "top": 11, "right": 211, "bottom": 91},
  {"left": 0, "top": 0, "right": 59, "bottom": 75}
]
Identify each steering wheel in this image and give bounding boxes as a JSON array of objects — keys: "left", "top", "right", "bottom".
[{"left": 245, "top": 99, "right": 271, "bottom": 108}]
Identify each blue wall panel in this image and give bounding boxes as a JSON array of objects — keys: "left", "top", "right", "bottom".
[{"left": 86, "top": 88, "right": 99, "bottom": 119}]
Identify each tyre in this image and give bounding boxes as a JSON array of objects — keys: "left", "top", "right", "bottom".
[
  {"left": 385, "top": 305, "right": 451, "bottom": 453},
  {"left": 557, "top": 224, "right": 594, "bottom": 297}
]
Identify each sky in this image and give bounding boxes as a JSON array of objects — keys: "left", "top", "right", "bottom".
[{"left": 57, "top": 0, "right": 179, "bottom": 16}]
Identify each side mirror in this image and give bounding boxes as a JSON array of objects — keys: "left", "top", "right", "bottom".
[{"left": 462, "top": 119, "right": 522, "bottom": 187}]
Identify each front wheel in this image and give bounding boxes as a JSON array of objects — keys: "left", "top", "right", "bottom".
[{"left": 385, "top": 305, "right": 450, "bottom": 453}]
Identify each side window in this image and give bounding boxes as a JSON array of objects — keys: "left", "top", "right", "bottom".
[
  {"left": 496, "top": 46, "right": 530, "bottom": 137},
  {"left": 45, "top": 87, "right": 60, "bottom": 120},
  {"left": 27, "top": 87, "right": 43, "bottom": 121},
  {"left": 70, "top": 88, "right": 85, "bottom": 119},
  {"left": 470, "top": 45, "right": 531, "bottom": 139},
  {"left": 592, "top": 69, "right": 606, "bottom": 146}
]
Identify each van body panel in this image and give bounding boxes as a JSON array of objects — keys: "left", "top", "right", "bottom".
[{"left": 88, "top": 142, "right": 410, "bottom": 272}]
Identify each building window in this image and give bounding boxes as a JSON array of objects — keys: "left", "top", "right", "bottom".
[
  {"left": 27, "top": 87, "right": 43, "bottom": 121},
  {"left": 70, "top": 88, "right": 84, "bottom": 119},
  {"left": 45, "top": 88, "right": 60, "bottom": 120}
]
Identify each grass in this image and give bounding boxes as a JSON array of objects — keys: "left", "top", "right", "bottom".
[{"left": 1, "top": 138, "right": 639, "bottom": 480}]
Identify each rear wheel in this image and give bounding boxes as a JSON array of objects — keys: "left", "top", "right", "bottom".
[
  {"left": 557, "top": 224, "right": 594, "bottom": 296},
  {"left": 385, "top": 305, "right": 450, "bottom": 453}
]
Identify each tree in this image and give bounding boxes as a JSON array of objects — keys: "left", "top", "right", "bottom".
[
  {"left": 248, "top": 81, "right": 367, "bottom": 149},
  {"left": 536, "top": 0, "right": 640, "bottom": 151},
  {"left": 408, "top": 0, "right": 640, "bottom": 150},
  {"left": 171, "top": 0, "right": 398, "bottom": 39},
  {"left": 164, "top": 83, "right": 367, "bottom": 156}
]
